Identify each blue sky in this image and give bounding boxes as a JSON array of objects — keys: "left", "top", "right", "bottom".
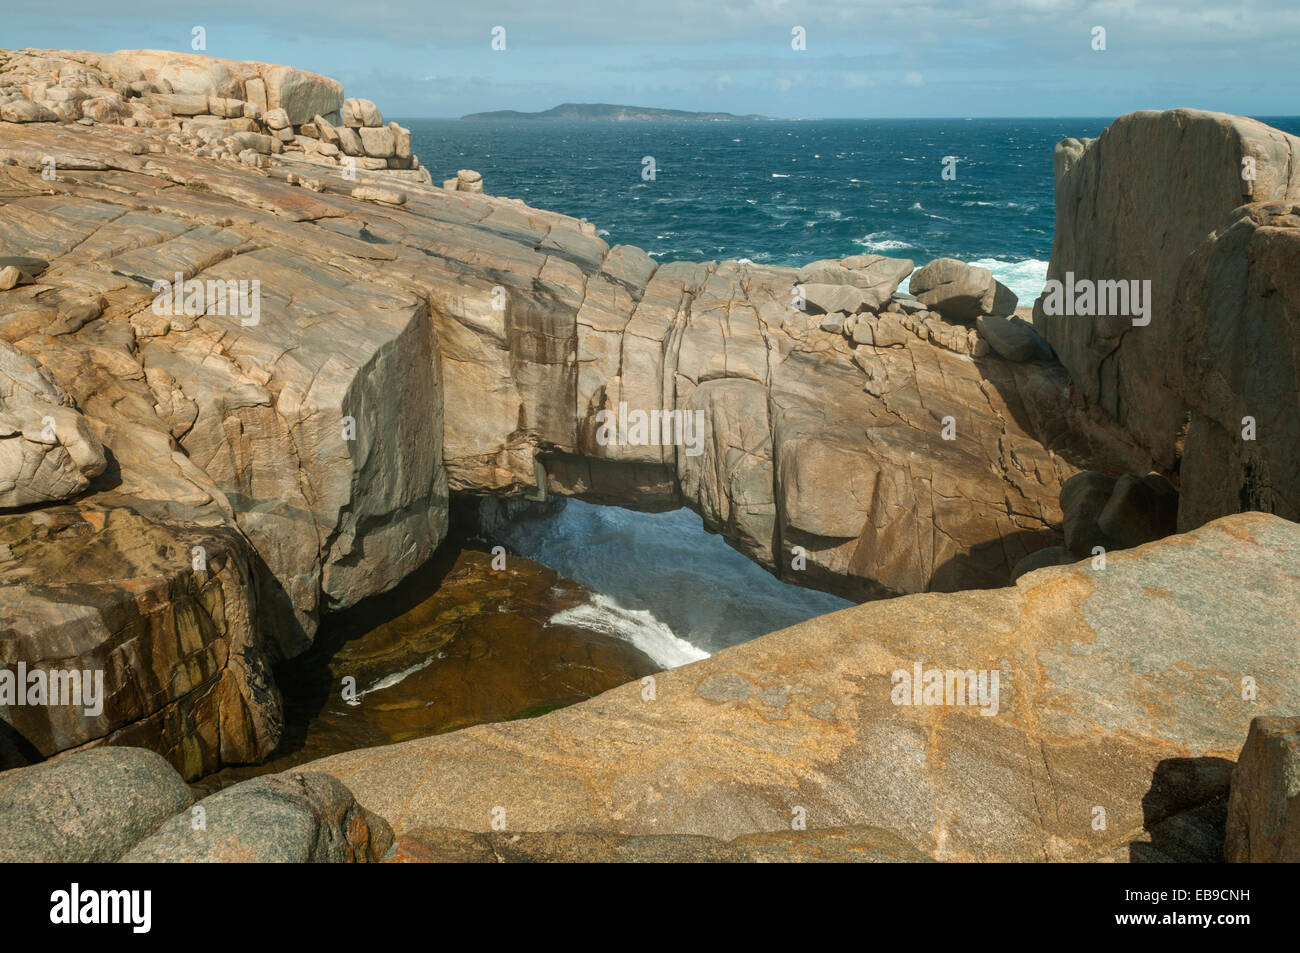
[{"left": 6, "top": 1, "right": 1298, "bottom": 119}]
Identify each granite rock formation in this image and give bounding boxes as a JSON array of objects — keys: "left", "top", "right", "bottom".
[
  {"left": 1, "top": 52, "right": 1296, "bottom": 846},
  {"left": 1034, "top": 109, "right": 1300, "bottom": 531},
  {"left": 0, "top": 746, "right": 193, "bottom": 861},
  {"left": 1225, "top": 716, "right": 1300, "bottom": 862},
  {"left": 123, "top": 770, "right": 392, "bottom": 862},
  {"left": 0, "top": 48, "right": 429, "bottom": 182}
]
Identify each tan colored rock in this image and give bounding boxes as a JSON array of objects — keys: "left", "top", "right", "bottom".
[
  {"left": 260, "top": 64, "right": 343, "bottom": 126},
  {"left": 350, "top": 185, "right": 406, "bottom": 206},
  {"left": 1170, "top": 201, "right": 1300, "bottom": 531},
  {"left": 1225, "top": 716, "right": 1300, "bottom": 862},
  {"left": 1034, "top": 110, "right": 1300, "bottom": 472},
  {"left": 306, "top": 513, "right": 1300, "bottom": 863},
  {"left": 336, "top": 125, "right": 363, "bottom": 156},
  {"left": 0, "top": 98, "right": 58, "bottom": 123},
  {"left": 390, "top": 122, "right": 412, "bottom": 159},
  {"left": 341, "top": 97, "right": 383, "bottom": 128},
  {"left": 262, "top": 106, "right": 290, "bottom": 130},
  {"left": 358, "top": 124, "right": 395, "bottom": 157},
  {"left": 457, "top": 168, "right": 484, "bottom": 192},
  {"left": 909, "top": 257, "right": 995, "bottom": 322}
]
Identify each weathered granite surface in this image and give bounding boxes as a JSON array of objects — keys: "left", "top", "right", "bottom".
[
  {"left": 123, "top": 770, "right": 392, "bottom": 862},
  {"left": 304, "top": 513, "right": 1300, "bottom": 862},
  {"left": 1033, "top": 109, "right": 1300, "bottom": 530},
  {"left": 386, "top": 824, "right": 930, "bottom": 862},
  {"left": 1171, "top": 201, "right": 1300, "bottom": 531},
  {"left": 0, "top": 746, "right": 193, "bottom": 861}
]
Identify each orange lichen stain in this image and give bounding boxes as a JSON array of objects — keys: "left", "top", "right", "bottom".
[
  {"left": 78, "top": 509, "right": 107, "bottom": 532},
  {"left": 1143, "top": 586, "right": 1175, "bottom": 598}
]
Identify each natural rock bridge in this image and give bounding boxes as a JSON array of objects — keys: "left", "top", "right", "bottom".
[{"left": 2, "top": 71, "right": 1298, "bottom": 805}]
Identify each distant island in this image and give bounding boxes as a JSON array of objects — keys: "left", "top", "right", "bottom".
[{"left": 461, "top": 103, "right": 770, "bottom": 121}]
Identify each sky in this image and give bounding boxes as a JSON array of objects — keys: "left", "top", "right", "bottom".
[{"left": 6, "top": 1, "right": 1299, "bottom": 119}]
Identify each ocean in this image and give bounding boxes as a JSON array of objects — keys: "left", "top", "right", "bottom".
[
  {"left": 407, "top": 116, "right": 1116, "bottom": 302},
  {"left": 404, "top": 115, "right": 1300, "bottom": 666}
]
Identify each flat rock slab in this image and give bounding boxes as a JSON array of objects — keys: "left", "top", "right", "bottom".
[{"left": 305, "top": 513, "right": 1300, "bottom": 862}]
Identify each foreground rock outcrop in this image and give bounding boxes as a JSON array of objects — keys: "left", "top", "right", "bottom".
[
  {"left": 0, "top": 747, "right": 192, "bottom": 861},
  {"left": 1034, "top": 109, "right": 1300, "bottom": 531},
  {"left": 305, "top": 512, "right": 1299, "bottom": 862},
  {"left": 124, "top": 770, "right": 392, "bottom": 862},
  {"left": 0, "top": 745, "right": 391, "bottom": 862}
]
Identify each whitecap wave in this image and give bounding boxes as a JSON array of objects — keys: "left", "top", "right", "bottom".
[
  {"left": 967, "top": 257, "right": 1049, "bottom": 303},
  {"left": 853, "top": 232, "right": 917, "bottom": 253},
  {"left": 549, "top": 594, "right": 709, "bottom": 670}
]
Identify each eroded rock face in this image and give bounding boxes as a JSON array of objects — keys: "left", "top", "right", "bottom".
[
  {"left": 0, "top": 341, "right": 106, "bottom": 508},
  {"left": 1033, "top": 110, "right": 1300, "bottom": 500},
  {"left": 304, "top": 513, "right": 1300, "bottom": 862},
  {"left": 1170, "top": 201, "right": 1300, "bottom": 531},
  {"left": 0, "top": 502, "right": 281, "bottom": 779},
  {"left": 909, "top": 257, "right": 998, "bottom": 321}
]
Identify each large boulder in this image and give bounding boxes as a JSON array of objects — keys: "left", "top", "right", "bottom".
[
  {"left": 909, "top": 257, "right": 996, "bottom": 321},
  {"left": 341, "top": 98, "right": 384, "bottom": 128},
  {"left": 261, "top": 64, "right": 343, "bottom": 126},
  {"left": 1033, "top": 110, "right": 1300, "bottom": 475},
  {"left": 976, "top": 312, "right": 1045, "bottom": 362},
  {"left": 1225, "top": 716, "right": 1300, "bottom": 862},
  {"left": 1058, "top": 470, "right": 1115, "bottom": 557},
  {"left": 0, "top": 503, "right": 282, "bottom": 779},
  {"left": 122, "top": 772, "right": 392, "bottom": 862},
  {"left": 0, "top": 747, "right": 192, "bottom": 862}
]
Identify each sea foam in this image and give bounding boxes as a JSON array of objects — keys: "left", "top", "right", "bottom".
[{"left": 549, "top": 594, "right": 708, "bottom": 669}]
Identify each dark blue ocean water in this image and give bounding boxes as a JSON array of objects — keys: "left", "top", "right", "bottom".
[
  {"left": 409, "top": 116, "right": 1300, "bottom": 303},
  {"left": 409, "top": 115, "right": 1300, "bottom": 660}
]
